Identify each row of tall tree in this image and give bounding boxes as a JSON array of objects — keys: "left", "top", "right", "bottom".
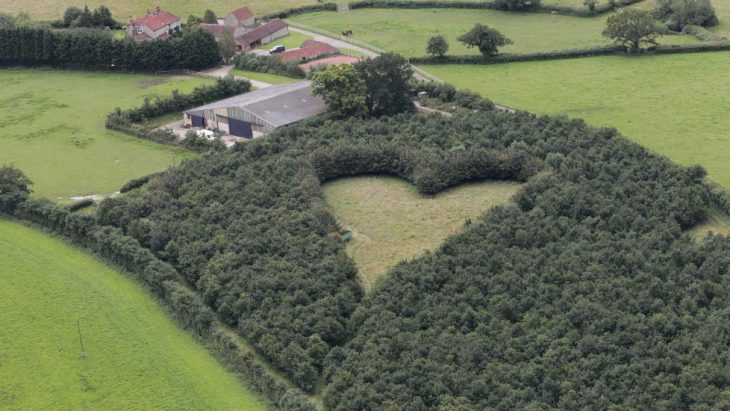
[{"left": 0, "top": 27, "right": 220, "bottom": 71}]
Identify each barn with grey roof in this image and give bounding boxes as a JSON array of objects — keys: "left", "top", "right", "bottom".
[{"left": 183, "top": 81, "right": 326, "bottom": 138}]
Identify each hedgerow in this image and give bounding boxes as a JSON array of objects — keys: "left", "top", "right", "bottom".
[
  {"left": 262, "top": 3, "right": 338, "bottom": 20},
  {"left": 347, "top": 0, "right": 644, "bottom": 16},
  {"left": 234, "top": 53, "right": 307, "bottom": 79},
  {"left": 105, "top": 76, "right": 249, "bottom": 152},
  {"left": 0, "top": 27, "right": 220, "bottom": 71}
]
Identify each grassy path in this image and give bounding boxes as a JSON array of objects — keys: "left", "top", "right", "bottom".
[{"left": 0, "top": 220, "right": 266, "bottom": 410}]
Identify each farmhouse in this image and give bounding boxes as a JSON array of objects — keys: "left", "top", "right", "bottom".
[
  {"left": 126, "top": 7, "right": 180, "bottom": 40},
  {"left": 224, "top": 6, "right": 255, "bottom": 27},
  {"left": 198, "top": 23, "right": 246, "bottom": 40},
  {"left": 236, "top": 19, "right": 289, "bottom": 51},
  {"left": 279, "top": 40, "right": 339, "bottom": 62},
  {"left": 183, "top": 81, "right": 326, "bottom": 138}
]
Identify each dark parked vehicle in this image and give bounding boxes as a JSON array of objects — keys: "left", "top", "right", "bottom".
[{"left": 269, "top": 45, "right": 285, "bottom": 54}]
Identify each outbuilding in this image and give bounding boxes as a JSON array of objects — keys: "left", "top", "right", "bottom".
[{"left": 183, "top": 81, "right": 326, "bottom": 139}]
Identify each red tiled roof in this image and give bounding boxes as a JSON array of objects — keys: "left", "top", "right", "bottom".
[
  {"left": 132, "top": 11, "right": 179, "bottom": 31},
  {"left": 280, "top": 41, "right": 338, "bottom": 62},
  {"left": 237, "top": 19, "right": 288, "bottom": 45},
  {"left": 229, "top": 6, "right": 254, "bottom": 22},
  {"left": 199, "top": 23, "right": 238, "bottom": 39}
]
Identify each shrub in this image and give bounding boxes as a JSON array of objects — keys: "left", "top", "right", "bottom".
[
  {"left": 233, "top": 53, "right": 306, "bottom": 78},
  {"left": 0, "top": 165, "right": 32, "bottom": 213},
  {"left": 68, "top": 198, "right": 94, "bottom": 212},
  {"left": 262, "top": 3, "right": 337, "bottom": 19},
  {"left": 654, "top": 0, "right": 718, "bottom": 30}
]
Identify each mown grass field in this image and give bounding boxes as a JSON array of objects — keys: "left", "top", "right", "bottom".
[
  {"left": 323, "top": 176, "right": 522, "bottom": 291},
  {"left": 291, "top": 8, "right": 698, "bottom": 57},
  {"left": 0, "top": 69, "right": 210, "bottom": 200},
  {"left": 0, "top": 0, "right": 314, "bottom": 20},
  {"left": 423, "top": 51, "right": 730, "bottom": 189},
  {"left": 0, "top": 220, "right": 266, "bottom": 410}
]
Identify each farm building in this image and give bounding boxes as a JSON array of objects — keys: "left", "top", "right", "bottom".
[
  {"left": 198, "top": 23, "right": 246, "bottom": 40},
  {"left": 183, "top": 81, "right": 326, "bottom": 138},
  {"left": 126, "top": 7, "right": 180, "bottom": 40},
  {"left": 224, "top": 6, "right": 255, "bottom": 27},
  {"left": 279, "top": 40, "right": 339, "bottom": 62},
  {"left": 237, "top": 19, "right": 289, "bottom": 51}
]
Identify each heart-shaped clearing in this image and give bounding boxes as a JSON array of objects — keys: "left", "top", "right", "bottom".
[{"left": 323, "top": 176, "right": 523, "bottom": 292}]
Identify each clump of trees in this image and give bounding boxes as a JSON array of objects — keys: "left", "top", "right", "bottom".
[
  {"left": 654, "top": 0, "right": 718, "bottom": 31},
  {"left": 311, "top": 64, "right": 368, "bottom": 118},
  {"left": 459, "top": 24, "right": 512, "bottom": 57},
  {"left": 356, "top": 53, "right": 414, "bottom": 116},
  {"left": 0, "top": 165, "right": 32, "bottom": 213},
  {"left": 426, "top": 35, "right": 449, "bottom": 57},
  {"left": 0, "top": 27, "right": 220, "bottom": 71},
  {"left": 602, "top": 8, "right": 660, "bottom": 52},
  {"left": 234, "top": 53, "right": 306, "bottom": 78},
  {"left": 312, "top": 53, "right": 414, "bottom": 117},
  {"left": 59, "top": 5, "right": 117, "bottom": 28}
]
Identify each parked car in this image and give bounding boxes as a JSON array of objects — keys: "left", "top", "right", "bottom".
[{"left": 269, "top": 45, "right": 285, "bottom": 54}]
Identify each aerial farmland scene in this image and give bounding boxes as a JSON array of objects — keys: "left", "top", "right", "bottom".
[{"left": 0, "top": 0, "right": 729, "bottom": 409}]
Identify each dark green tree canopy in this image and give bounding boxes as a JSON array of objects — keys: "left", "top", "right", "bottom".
[
  {"left": 603, "top": 8, "right": 661, "bottom": 51},
  {"left": 458, "top": 24, "right": 513, "bottom": 56},
  {"left": 426, "top": 35, "right": 449, "bottom": 57},
  {"left": 355, "top": 53, "right": 414, "bottom": 116},
  {"left": 654, "top": 0, "right": 718, "bottom": 30},
  {"left": 311, "top": 64, "right": 368, "bottom": 118}
]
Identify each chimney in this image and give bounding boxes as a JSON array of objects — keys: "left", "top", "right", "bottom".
[
  {"left": 146, "top": 9, "right": 151, "bottom": 16},
  {"left": 156, "top": 6, "right": 161, "bottom": 15}
]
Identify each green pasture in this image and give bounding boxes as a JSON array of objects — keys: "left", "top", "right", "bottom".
[
  {"left": 0, "top": 220, "right": 266, "bottom": 410},
  {"left": 423, "top": 51, "right": 730, "bottom": 189},
  {"left": 0, "top": 0, "right": 316, "bottom": 21},
  {"left": 291, "top": 8, "right": 698, "bottom": 57},
  {"left": 323, "top": 176, "right": 521, "bottom": 291},
  {"left": 0, "top": 69, "right": 210, "bottom": 200}
]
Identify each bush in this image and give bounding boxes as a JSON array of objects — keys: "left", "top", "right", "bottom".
[
  {"left": 654, "top": 0, "right": 718, "bottom": 31},
  {"left": 0, "top": 165, "right": 32, "bottom": 213},
  {"left": 233, "top": 53, "right": 306, "bottom": 78},
  {"left": 120, "top": 174, "right": 157, "bottom": 193},
  {"left": 68, "top": 198, "right": 94, "bottom": 212}
]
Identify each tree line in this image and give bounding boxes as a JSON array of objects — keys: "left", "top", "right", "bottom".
[{"left": 0, "top": 27, "right": 220, "bottom": 71}]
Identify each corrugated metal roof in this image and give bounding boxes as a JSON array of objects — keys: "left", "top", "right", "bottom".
[{"left": 185, "top": 81, "right": 327, "bottom": 128}]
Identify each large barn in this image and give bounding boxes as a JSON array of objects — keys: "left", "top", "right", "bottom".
[{"left": 183, "top": 81, "right": 326, "bottom": 139}]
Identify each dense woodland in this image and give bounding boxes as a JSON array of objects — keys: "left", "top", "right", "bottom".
[
  {"left": 0, "top": 27, "right": 219, "bottom": 71},
  {"left": 89, "top": 101, "right": 730, "bottom": 408}
]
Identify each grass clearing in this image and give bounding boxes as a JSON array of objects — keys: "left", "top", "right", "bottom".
[
  {"left": 0, "top": 220, "right": 266, "bottom": 410},
  {"left": 690, "top": 207, "right": 730, "bottom": 240},
  {"left": 269, "top": 30, "right": 314, "bottom": 50},
  {"left": 323, "top": 176, "right": 522, "bottom": 291},
  {"left": 230, "top": 69, "right": 300, "bottom": 84},
  {"left": 423, "top": 51, "right": 730, "bottom": 189},
  {"left": 0, "top": 69, "right": 211, "bottom": 200},
  {"left": 291, "top": 9, "right": 698, "bottom": 57}
]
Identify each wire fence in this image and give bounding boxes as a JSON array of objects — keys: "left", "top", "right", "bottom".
[{"left": 286, "top": 20, "right": 444, "bottom": 83}]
